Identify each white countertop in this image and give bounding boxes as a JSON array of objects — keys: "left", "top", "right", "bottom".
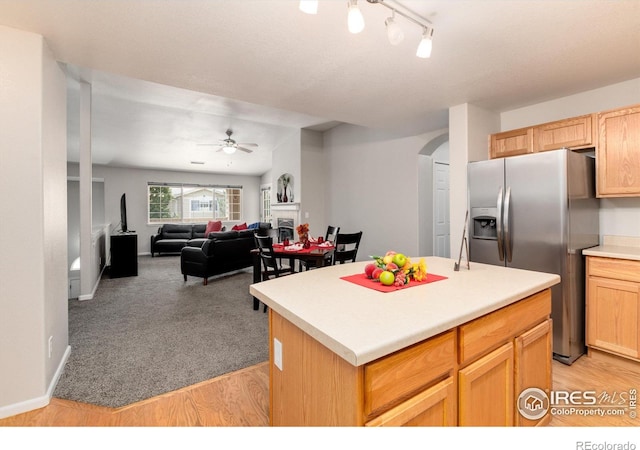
[
  {"left": 249, "top": 256, "right": 560, "bottom": 366},
  {"left": 582, "top": 235, "right": 640, "bottom": 261}
]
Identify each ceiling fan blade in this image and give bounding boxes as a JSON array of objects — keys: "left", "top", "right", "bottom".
[
  {"left": 237, "top": 143, "right": 259, "bottom": 147},
  {"left": 237, "top": 146, "right": 254, "bottom": 153}
]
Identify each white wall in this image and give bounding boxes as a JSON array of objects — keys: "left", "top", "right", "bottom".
[
  {"left": 271, "top": 129, "right": 302, "bottom": 203},
  {"left": 68, "top": 163, "right": 263, "bottom": 254},
  {"left": 500, "top": 77, "right": 640, "bottom": 239},
  {"left": 324, "top": 125, "right": 449, "bottom": 261},
  {"left": 0, "top": 26, "right": 68, "bottom": 418},
  {"left": 448, "top": 104, "right": 500, "bottom": 255},
  {"left": 300, "top": 129, "right": 326, "bottom": 236}
]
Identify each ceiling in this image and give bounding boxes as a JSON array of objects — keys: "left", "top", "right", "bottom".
[{"left": 1, "top": 0, "right": 639, "bottom": 175}]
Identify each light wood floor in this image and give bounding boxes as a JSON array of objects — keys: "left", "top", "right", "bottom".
[{"left": 1, "top": 351, "right": 638, "bottom": 427}]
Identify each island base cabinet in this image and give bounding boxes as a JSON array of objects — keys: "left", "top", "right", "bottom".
[
  {"left": 459, "top": 342, "right": 514, "bottom": 426},
  {"left": 365, "top": 377, "right": 456, "bottom": 427},
  {"left": 514, "top": 319, "right": 553, "bottom": 426},
  {"left": 268, "top": 288, "right": 552, "bottom": 427}
]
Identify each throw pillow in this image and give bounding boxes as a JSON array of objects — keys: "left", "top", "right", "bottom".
[
  {"left": 232, "top": 222, "right": 248, "bottom": 231},
  {"left": 205, "top": 220, "right": 222, "bottom": 236}
]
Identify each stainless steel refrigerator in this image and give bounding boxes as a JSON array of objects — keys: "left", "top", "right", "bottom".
[{"left": 467, "top": 149, "right": 599, "bottom": 365}]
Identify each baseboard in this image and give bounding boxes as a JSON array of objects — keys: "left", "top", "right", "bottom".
[
  {"left": 78, "top": 264, "right": 108, "bottom": 301},
  {"left": 0, "top": 345, "right": 71, "bottom": 420}
]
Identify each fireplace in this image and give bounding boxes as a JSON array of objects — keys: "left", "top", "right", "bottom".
[
  {"left": 271, "top": 202, "right": 300, "bottom": 242},
  {"left": 277, "top": 218, "right": 294, "bottom": 242}
]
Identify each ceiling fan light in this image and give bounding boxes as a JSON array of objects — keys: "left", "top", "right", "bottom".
[
  {"left": 416, "top": 27, "right": 434, "bottom": 58},
  {"left": 222, "top": 145, "right": 236, "bottom": 154},
  {"left": 347, "top": 0, "right": 365, "bottom": 34},
  {"left": 299, "top": 0, "right": 318, "bottom": 14},
  {"left": 385, "top": 15, "right": 404, "bottom": 46}
]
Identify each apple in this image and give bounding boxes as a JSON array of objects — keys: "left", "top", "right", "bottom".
[
  {"left": 392, "top": 253, "right": 407, "bottom": 268},
  {"left": 379, "top": 271, "right": 395, "bottom": 286},
  {"left": 382, "top": 255, "right": 393, "bottom": 265},
  {"left": 364, "top": 263, "right": 377, "bottom": 278},
  {"left": 372, "top": 268, "right": 384, "bottom": 280}
]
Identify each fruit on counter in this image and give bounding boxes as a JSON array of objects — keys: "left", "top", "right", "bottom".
[
  {"left": 392, "top": 253, "right": 407, "bottom": 268},
  {"left": 372, "top": 267, "right": 384, "bottom": 280},
  {"left": 379, "top": 271, "right": 395, "bottom": 286},
  {"left": 364, "top": 263, "right": 377, "bottom": 278},
  {"left": 385, "top": 262, "right": 398, "bottom": 271},
  {"left": 382, "top": 254, "right": 394, "bottom": 265}
]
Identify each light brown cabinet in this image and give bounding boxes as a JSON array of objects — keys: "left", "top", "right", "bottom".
[
  {"left": 532, "top": 114, "right": 595, "bottom": 153},
  {"left": 586, "top": 256, "right": 640, "bottom": 360},
  {"left": 489, "top": 127, "right": 533, "bottom": 159},
  {"left": 269, "top": 288, "right": 552, "bottom": 426},
  {"left": 596, "top": 105, "right": 640, "bottom": 197},
  {"left": 459, "top": 342, "right": 514, "bottom": 426}
]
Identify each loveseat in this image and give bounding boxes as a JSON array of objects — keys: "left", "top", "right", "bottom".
[
  {"left": 150, "top": 223, "right": 217, "bottom": 257},
  {"left": 180, "top": 224, "right": 271, "bottom": 285}
]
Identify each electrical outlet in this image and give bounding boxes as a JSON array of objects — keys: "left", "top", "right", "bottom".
[
  {"left": 48, "top": 336, "right": 53, "bottom": 358},
  {"left": 274, "top": 338, "right": 283, "bottom": 371}
]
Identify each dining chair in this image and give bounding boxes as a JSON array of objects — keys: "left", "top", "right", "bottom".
[
  {"left": 254, "top": 234, "right": 295, "bottom": 311},
  {"left": 301, "top": 225, "right": 340, "bottom": 271},
  {"left": 332, "top": 231, "right": 363, "bottom": 265}
]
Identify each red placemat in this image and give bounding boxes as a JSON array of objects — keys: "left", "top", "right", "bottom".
[
  {"left": 273, "top": 243, "right": 333, "bottom": 254},
  {"left": 340, "top": 272, "right": 448, "bottom": 292}
]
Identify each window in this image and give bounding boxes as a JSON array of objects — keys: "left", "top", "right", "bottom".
[{"left": 148, "top": 183, "right": 242, "bottom": 224}]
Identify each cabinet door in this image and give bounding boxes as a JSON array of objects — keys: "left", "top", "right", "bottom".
[
  {"left": 597, "top": 105, "right": 640, "bottom": 197},
  {"left": 490, "top": 127, "right": 533, "bottom": 159},
  {"left": 514, "top": 319, "right": 552, "bottom": 426},
  {"left": 587, "top": 276, "right": 640, "bottom": 359},
  {"left": 365, "top": 377, "right": 456, "bottom": 427},
  {"left": 459, "top": 342, "right": 514, "bottom": 426},
  {"left": 533, "top": 115, "right": 594, "bottom": 152}
]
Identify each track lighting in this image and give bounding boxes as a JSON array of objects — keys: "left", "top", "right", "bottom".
[
  {"left": 299, "top": 0, "right": 318, "bottom": 15},
  {"left": 416, "top": 27, "right": 434, "bottom": 58},
  {"left": 299, "top": 0, "right": 434, "bottom": 59},
  {"left": 385, "top": 11, "right": 404, "bottom": 46},
  {"left": 347, "top": 0, "right": 365, "bottom": 34}
]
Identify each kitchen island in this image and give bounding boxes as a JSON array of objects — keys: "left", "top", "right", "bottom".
[{"left": 250, "top": 256, "right": 560, "bottom": 426}]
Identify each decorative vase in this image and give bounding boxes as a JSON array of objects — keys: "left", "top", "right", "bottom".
[
  {"left": 282, "top": 186, "right": 288, "bottom": 203},
  {"left": 299, "top": 232, "right": 308, "bottom": 246}
]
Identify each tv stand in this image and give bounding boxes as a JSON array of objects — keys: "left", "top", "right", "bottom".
[{"left": 110, "top": 233, "right": 138, "bottom": 278}]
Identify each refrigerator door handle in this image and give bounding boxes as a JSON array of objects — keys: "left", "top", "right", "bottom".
[
  {"left": 496, "top": 186, "right": 505, "bottom": 261},
  {"left": 504, "top": 186, "right": 513, "bottom": 263}
]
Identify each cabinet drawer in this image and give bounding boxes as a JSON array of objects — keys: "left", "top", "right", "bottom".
[
  {"left": 363, "top": 330, "right": 455, "bottom": 419},
  {"left": 458, "top": 289, "right": 551, "bottom": 365},
  {"left": 588, "top": 257, "right": 640, "bottom": 282},
  {"left": 365, "top": 376, "right": 456, "bottom": 427}
]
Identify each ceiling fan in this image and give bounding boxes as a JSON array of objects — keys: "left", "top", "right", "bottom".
[{"left": 197, "top": 129, "right": 258, "bottom": 154}]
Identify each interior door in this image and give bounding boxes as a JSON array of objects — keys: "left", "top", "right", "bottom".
[{"left": 433, "top": 162, "right": 450, "bottom": 257}]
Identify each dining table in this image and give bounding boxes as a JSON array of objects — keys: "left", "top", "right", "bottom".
[{"left": 251, "top": 242, "right": 335, "bottom": 310}]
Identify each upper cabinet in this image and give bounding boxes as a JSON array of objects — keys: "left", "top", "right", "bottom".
[
  {"left": 489, "top": 104, "right": 640, "bottom": 198},
  {"left": 596, "top": 105, "right": 640, "bottom": 198},
  {"left": 489, "top": 127, "right": 533, "bottom": 159},
  {"left": 532, "top": 114, "right": 595, "bottom": 153}
]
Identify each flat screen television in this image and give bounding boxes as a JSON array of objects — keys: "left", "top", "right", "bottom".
[{"left": 120, "top": 193, "right": 128, "bottom": 232}]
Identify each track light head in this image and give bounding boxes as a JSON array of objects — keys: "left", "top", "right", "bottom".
[
  {"left": 416, "top": 27, "right": 434, "bottom": 58},
  {"left": 385, "top": 12, "right": 404, "bottom": 46},
  {"left": 347, "top": 0, "right": 365, "bottom": 34}
]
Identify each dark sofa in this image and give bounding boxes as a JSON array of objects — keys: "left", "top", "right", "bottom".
[
  {"left": 180, "top": 224, "right": 271, "bottom": 285},
  {"left": 150, "top": 223, "right": 221, "bottom": 256}
]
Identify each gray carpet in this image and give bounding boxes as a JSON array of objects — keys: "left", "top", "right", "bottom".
[{"left": 53, "top": 255, "right": 269, "bottom": 408}]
